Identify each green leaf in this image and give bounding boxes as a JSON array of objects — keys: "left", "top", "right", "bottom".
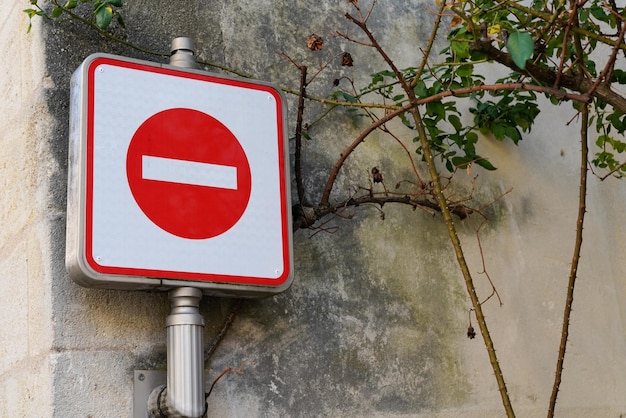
[
  {"left": 585, "top": 60, "right": 597, "bottom": 77},
  {"left": 23, "top": 8, "right": 38, "bottom": 19},
  {"left": 451, "top": 155, "right": 473, "bottom": 169},
  {"left": 108, "top": 0, "right": 123, "bottom": 6},
  {"left": 476, "top": 158, "right": 497, "bottom": 171},
  {"left": 505, "top": 126, "right": 522, "bottom": 143},
  {"left": 448, "top": 114, "right": 462, "bottom": 131},
  {"left": 95, "top": 5, "right": 113, "bottom": 28},
  {"left": 413, "top": 80, "right": 428, "bottom": 98},
  {"left": 507, "top": 31, "right": 534, "bottom": 70},
  {"left": 426, "top": 100, "right": 445, "bottom": 121},
  {"left": 337, "top": 91, "right": 358, "bottom": 103},
  {"left": 590, "top": 5, "right": 609, "bottom": 23},
  {"left": 52, "top": 7, "right": 63, "bottom": 18},
  {"left": 607, "top": 112, "right": 626, "bottom": 133},
  {"left": 492, "top": 124, "right": 506, "bottom": 140},
  {"left": 371, "top": 74, "right": 383, "bottom": 84},
  {"left": 456, "top": 64, "right": 474, "bottom": 77},
  {"left": 450, "top": 40, "right": 470, "bottom": 59},
  {"left": 579, "top": 8, "right": 589, "bottom": 24},
  {"left": 115, "top": 12, "right": 125, "bottom": 28},
  {"left": 612, "top": 69, "right": 626, "bottom": 84}
]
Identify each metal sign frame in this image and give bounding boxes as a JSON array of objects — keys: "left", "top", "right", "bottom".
[{"left": 66, "top": 53, "right": 293, "bottom": 297}]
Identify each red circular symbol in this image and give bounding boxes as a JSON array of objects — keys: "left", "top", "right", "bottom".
[{"left": 126, "top": 108, "right": 251, "bottom": 239}]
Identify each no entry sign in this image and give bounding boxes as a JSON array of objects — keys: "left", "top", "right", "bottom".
[
  {"left": 126, "top": 108, "right": 252, "bottom": 239},
  {"left": 66, "top": 53, "right": 293, "bottom": 296}
]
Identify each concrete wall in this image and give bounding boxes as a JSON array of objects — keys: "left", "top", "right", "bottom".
[{"left": 1, "top": 0, "right": 625, "bottom": 417}]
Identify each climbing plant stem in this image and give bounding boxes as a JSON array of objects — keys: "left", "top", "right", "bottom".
[
  {"left": 409, "top": 107, "right": 515, "bottom": 418},
  {"left": 345, "top": 6, "right": 515, "bottom": 415},
  {"left": 547, "top": 101, "right": 589, "bottom": 418}
]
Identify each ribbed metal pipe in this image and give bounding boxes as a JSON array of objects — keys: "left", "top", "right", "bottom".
[{"left": 165, "top": 287, "right": 205, "bottom": 417}]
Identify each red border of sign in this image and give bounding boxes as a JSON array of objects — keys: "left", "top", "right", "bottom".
[{"left": 84, "top": 57, "right": 291, "bottom": 287}]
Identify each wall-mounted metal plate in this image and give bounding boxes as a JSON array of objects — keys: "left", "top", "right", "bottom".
[{"left": 133, "top": 370, "right": 166, "bottom": 418}]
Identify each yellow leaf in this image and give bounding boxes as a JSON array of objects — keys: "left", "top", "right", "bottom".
[{"left": 488, "top": 24, "right": 501, "bottom": 35}]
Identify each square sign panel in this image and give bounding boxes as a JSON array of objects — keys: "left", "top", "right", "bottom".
[{"left": 66, "top": 53, "right": 293, "bottom": 297}]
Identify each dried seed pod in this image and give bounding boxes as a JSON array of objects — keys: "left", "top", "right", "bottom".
[
  {"left": 306, "top": 34, "right": 324, "bottom": 51},
  {"left": 340, "top": 52, "right": 354, "bottom": 66},
  {"left": 467, "top": 326, "right": 476, "bottom": 339},
  {"left": 371, "top": 167, "right": 383, "bottom": 183}
]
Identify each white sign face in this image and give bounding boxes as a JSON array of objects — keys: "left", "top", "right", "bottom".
[{"left": 66, "top": 54, "right": 293, "bottom": 295}]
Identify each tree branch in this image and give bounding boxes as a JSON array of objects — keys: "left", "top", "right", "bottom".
[
  {"left": 472, "top": 39, "right": 626, "bottom": 113},
  {"left": 319, "top": 102, "right": 415, "bottom": 207}
]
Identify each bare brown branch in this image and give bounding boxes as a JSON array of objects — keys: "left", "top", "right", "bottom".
[{"left": 472, "top": 39, "right": 626, "bottom": 113}]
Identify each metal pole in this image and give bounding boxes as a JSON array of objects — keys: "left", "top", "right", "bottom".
[
  {"left": 167, "top": 38, "right": 204, "bottom": 418},
  {"left": 147, "top": 38, "right": 206, "bottom": 418},
  {"left": 166, "top": 287, "right": 205, "bottom": 417}
]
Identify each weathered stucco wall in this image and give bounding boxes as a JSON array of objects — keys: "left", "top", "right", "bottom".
[
  {"left": 0, "top": 2, "right": 56, "bottom": 416},
  {"left": 2, "top": 0, "right": 626, "bottom": 417}
]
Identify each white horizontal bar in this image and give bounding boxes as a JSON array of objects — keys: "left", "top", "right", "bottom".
[{"left": 141, "top": 155, "right": 238, "bottom": 189}]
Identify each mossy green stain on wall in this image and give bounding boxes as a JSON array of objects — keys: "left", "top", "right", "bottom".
[
  {"left": 206, "top": 207, "right": 470, "bottom": 415},
  {"left": 356, "top": 206, "right": 471, "bottom": 406}
]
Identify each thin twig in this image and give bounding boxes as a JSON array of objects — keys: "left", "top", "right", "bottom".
[
  {"left": 205, "top": 299, "right": 244, "bottom": 362},
  {"left": 205, "top": 361, "right": 249, "bottom": 399},
  {"left": 470, "top": 218, "right": 503, "bottom": 307},
  {"left": 586, "top": 17, "right": 626, "bottom": 96},
  {"left": 295, "top": 64, "right": 308, "bottom": 205},
  {"left": 597, "top": 160, "right": 626, "bottom": 180},
  {"left": 319, "top": 102, "right": 415, "bottom": 206}
]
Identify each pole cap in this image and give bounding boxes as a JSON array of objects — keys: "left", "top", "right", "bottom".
[
  {"left": 169, "top": 37, "right": 199, "bottom": 69},
  {"left": 170, "top": 37, "right": 195, "bottom": 54}
]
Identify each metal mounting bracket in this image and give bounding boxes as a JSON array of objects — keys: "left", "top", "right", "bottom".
[{"left": 133, "top": 370, "right": 167, "bottom": 418}]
